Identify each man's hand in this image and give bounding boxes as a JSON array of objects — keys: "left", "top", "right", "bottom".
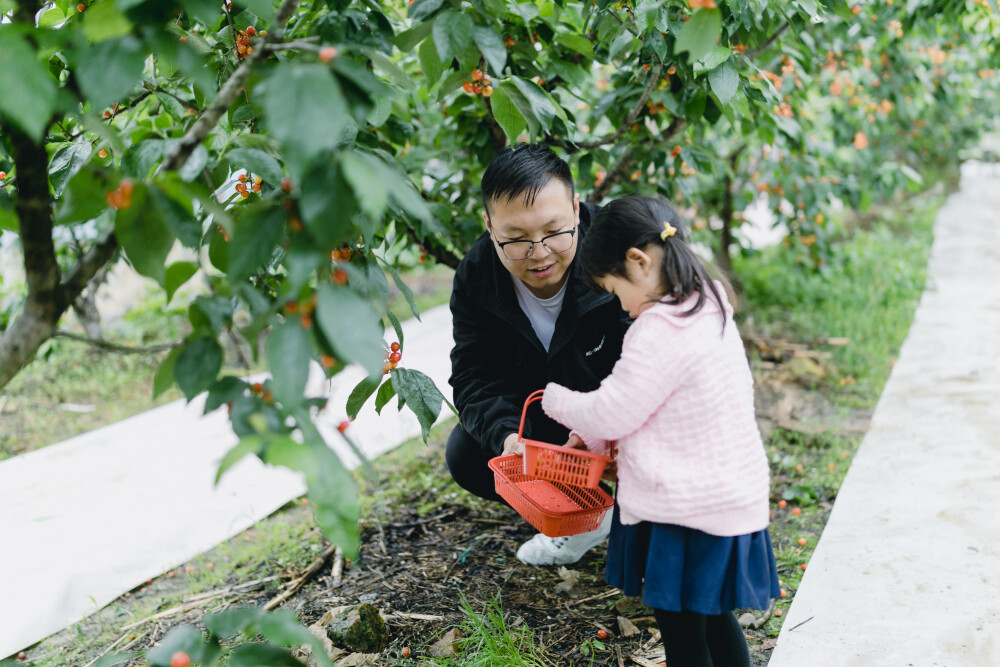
[{"left": 501, "top": 432, "right": 522, "bottom": 456}]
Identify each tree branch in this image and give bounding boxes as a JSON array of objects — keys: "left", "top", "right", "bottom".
[
  {"left": 747, "top": 22, "right": 790, "bottom": 59},
  {"left": 574, "top": 66, "right": 660, "bottom": 150},
  {"left": 587, "top": 117, "right": 687, "bottom": 204},
  {"left": 160, "top": 0, "right": 300, "bottom": 173},
  {"left": 54, "top": 331, "right": 179, "bottom": 355}
]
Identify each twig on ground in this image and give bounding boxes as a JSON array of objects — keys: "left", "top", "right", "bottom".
[
  {"left": 330, "top": 546, "right": 345, "bottom": 586},
  {"left": 752, "top": 599, "right": 777, "bottom": 629},
  {"left": 788, "top": 615, "right": 815, "bottom": 632},
  {"left": 627, "top": 654, "right": 663, "bottom": 667},
  {"left": 392, "top": 612, "right": 445, "bottom": 621},
  {"left": 616, "top": 645, "right": 626, "bottom": 667},
  {"left": 264, "top": 544, "right": 338, "bottom": 610},
  {"left": 567, "top": 588, "right": 620, "bottom": 606}
]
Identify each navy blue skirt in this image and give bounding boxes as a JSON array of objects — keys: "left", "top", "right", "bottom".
[{"left": 605, "top": 503, "right": 781, "bottom": 615}]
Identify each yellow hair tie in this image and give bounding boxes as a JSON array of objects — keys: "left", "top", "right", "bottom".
[{"left": 660, "top": 222, "right": 677, "bottom": 241}]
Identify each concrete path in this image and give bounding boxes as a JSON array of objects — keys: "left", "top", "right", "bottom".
[
  {"left": 0, "top": 304, "right": 455, "bottom": 658},
  {"left": 768, "top": 160, "right": 1000, "bottom": 666}
]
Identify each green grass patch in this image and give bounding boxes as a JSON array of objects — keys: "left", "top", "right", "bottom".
[{"left": 734, "top": 198, "right": 938, "bottom": 409}]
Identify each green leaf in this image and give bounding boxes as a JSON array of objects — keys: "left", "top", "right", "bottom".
[
  {"left": 226, "top": 644, "right": 305, "bottom": 667},
  {"left": 174, "top": 336, "right": 223, "bottom": 400},
  {"left": 260, "top": 64, "right": 348, "bottom": 165},
  {"left": 0, "top": 28, "right": 58, "bottom": 141},
  {"left": 299, "top": 162, "right": 356, "bottom": 248},
  {"left": 340, "top": 152, "right": 387, "bottom": 219},
  {"left": 204, "top": 606, "right": 265, "bottom": 637},
  {"left": 385, "top": 309, "right": 404, "bottom": 351},
  {"left": 409, "top": 0, "right": 445, "bottom": 22},
  {"left": 233, "top": 0, "right": 273, "bottom": 19},
  {"left": 215, "top": 436, "right": 262, "bottom": 484},
  {"left": 433, "top": 10, "right": 474, "bottom": 63},
  {"left": 122, "top": 139, "right": 170, "bottom": 180},
  {"left": 49, "top": 143, "right": 93, "bottom": 198},
  {"left": 153, "top": 345, "right": 181, "bottom": 398},
  {"left": 256, "top": 609, "right": 328, "bottom": 649},
  {"left": 674, "top": 8, "right": 721, "bottom": 63},
  {"left": 145, "top": 626, "right": 220, "bottom": 666},
  {"left": 346, "top": 375, "right": 380, "bottom": 420},
  {"left": 378, "top": 257, "right": 420, "bottom": 320},
  {"left": 709, "top": 60, "right": 739, "bottom": 106},
  {"left": 488, "top": 85, "right": 527, "bottom": 143},
  {"left": 315, "top": 284, "right": 385, "bottom": 377},
  {"left": 228, "top": 205, "right": 285, "bottom": 279},
  {"left": 93, "top": 652, "right": 140, "bottom": 667},
  {"left": 0, "top": 188, "right": 18, "bottom": 232},
  {"left": 56, "top": 169, "right": 114, "bottom": 225},
  {"left": 473, "top": 25, "right": 506, "bottom": 75},
  {"left": 38, "top": 5, "right": 69, "bottom": 28},
  {"left": 392, "top": 20, "right": 434, "bottom": 52},
  {"left": 374, "top": 378, "right": 396, "bottom": 415},
  {"left": 555, "top": 33, "right": 594, "bottom": 60},
  {"left": 155, "top": 91, "right": 187, "bottom": 119},
  {"left": 164, "top": 261, "right": 197, "bottom": 304},
  {"left": 418, "top": 36, "right": 444, "bottom": 86},
  {"left": 301, "top": 436, "right": 359, "bottom": 558},
  {"left": 83, "top": 1, "right": 133, "bottom": 41},
  {"left": 178, "top": 144, "right": 209, "bottom": 182},
  {"left": 367, "top": 159, "right": 432, "bottom": 224},
  {"left": 267, "top": 320, "right": 311, "bottom": 408},
  {"left": 390, "top": 368, "right": 452, "bottom": 442},
  {"left": 75, "top": 36, "right": 147, "bottom": 109},
  {"left": 508, "top": 77, "right": 557, "bottom": 133},
  {"left": 694, "top": 45, "right": 731, "bottom": 75},
  {"left": 226, "top": 148, "right": 283, "bottom": 187},
  {"left": 149, "top": 187, "right": 201, "bottom": 248},
  {"left": 115, "top": 185, "right": 175, "bottom": 286}
]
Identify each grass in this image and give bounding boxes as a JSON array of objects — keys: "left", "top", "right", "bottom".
[
  {"left": 421, "top": 594, "right": 558, "bottom": 667},
  {"left": 734, "top": 195, "right": 939, "bottom": 409}
]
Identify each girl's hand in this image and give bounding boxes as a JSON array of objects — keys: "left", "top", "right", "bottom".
[
  {"left": 563, "top": 433, "right": 586, "bottom": 449},
  {"left": 601, "top": 459, "right": 618, "bottom": 483}
]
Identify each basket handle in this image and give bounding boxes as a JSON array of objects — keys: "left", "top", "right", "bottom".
[{"left": 518, "top": 389, "right": 545, "bottom": 442}]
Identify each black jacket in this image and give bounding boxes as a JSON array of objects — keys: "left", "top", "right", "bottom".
[{"left": 449, "top": 203, "right": 632, "bottom": 456}]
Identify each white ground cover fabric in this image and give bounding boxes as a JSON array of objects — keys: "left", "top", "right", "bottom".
[
  {"left": 0, "top": 304, "right": 454, "bottom": 658},
  {"left": 769, "top": 160, "right": 1000, "bottom": 665}
]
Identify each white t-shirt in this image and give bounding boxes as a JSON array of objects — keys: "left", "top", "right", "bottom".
[{"left": 511, "top": 277, "right": 567, "bottom": 352}]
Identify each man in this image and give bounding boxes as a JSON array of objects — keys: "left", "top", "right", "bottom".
[{"left": 447, "top": 144, "right": 631, "bottom": 565}]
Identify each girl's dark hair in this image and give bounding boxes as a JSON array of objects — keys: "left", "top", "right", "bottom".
[
  {"left": 580, "top": 195, "right": 731, "bottom": 332},
  {"left": 481, "top": 144, "right": 575, "bottom": 215}
]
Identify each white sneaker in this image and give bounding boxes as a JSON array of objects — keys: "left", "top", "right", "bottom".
[{"left": 516, "top": 511, "right": 613, "bottom": 566}]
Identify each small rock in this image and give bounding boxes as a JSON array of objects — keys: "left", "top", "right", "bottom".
[
  {"left": 428, "top": 628, "right": 464, "bottom": 658},
  {"left": 554, "top": 566, "right": 581, "bottom": 593},
  {"left": 326, "top": 603, "right": 388, "bottom": 653},
  {"left": 738, "top": 612, "right": 756, "bottom": 629},
  {"left": 788, "top": 356, "right": 827, "bottom": 382},
  {"left": 617, "top": 615, "right": 641, "bottom": 637}
]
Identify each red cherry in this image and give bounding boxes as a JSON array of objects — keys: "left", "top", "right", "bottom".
[
  {"left": 319, "top": 46, "right": 338, "bottom": 63},
  {"left": 171, "top": 652, "right": 191, "bottom": 667},
  {"left": 389, "top": 351, "right": 401, "bottom": 364},
  {"left": 17, "top": 653, "right": 26, "bottom": 661},
  {"left": 246, "top": 26, "right": 256, "bottom": 36},
  {"left": 337, "top": 420, "right": 351, "bottom": 433},
  {"left": 401, "top": 646, "right": 411, "bottom": 658},
  {"left": 462, "top": 81, "right": 475, "bottom": 94},
  {"left": 0, "top": 171, "right": 8, "bottom": 180},
  {"left": 332, "top": 268, "right": 348, "bottom": 284},
  {"left": 390, "top": 342, "right": 400, "bottom": 353},
  {"left": 596, "top": 629, "right": 608, "bottom": 639},
  {"left": 77, "top": 3, "right": 86, "bottom": 12},
  {"left": 471, "top": 69, "right": 484, "bottom": 81},
  {"left": 281, "top": 177, "right": 293, "bottom": 193}
]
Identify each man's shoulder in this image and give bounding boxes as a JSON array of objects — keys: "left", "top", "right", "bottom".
[{"left": 453, "top": 231, "right": 497, "bottom": 292}]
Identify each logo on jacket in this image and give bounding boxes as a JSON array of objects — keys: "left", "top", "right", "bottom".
[{"left": 585, "top": 335, "right": 605, "bottom": 357}]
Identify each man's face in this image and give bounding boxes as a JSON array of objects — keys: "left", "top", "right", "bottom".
[{"left": 483, "top": 180, "right": 580, "bottom": 299}]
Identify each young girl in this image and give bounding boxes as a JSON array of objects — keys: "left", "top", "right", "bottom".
[{"left": 541, "top": 195, "right": 779, "bottom": 667}]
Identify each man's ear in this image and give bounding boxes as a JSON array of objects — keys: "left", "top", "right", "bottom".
[
  {"left": 573, "top": 192, "right": 580, "bottom": 221},
  {"left": 482, "top": 211, "right": 491, "bottom": 231}
]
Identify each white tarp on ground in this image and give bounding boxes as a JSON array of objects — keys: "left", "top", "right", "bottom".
[
  {"left": 0, "top": 304, "right": 454, "bottom": 658},
  {"left": 769, "top": 161, "right": 1000, "bottom": 665}
]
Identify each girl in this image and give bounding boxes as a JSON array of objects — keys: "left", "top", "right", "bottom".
[{"left": 541, "top": 195, "right": 779, "bottom": 667}]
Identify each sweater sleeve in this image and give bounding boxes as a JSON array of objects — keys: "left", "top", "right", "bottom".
[{"left": 542, "top": 314, "right": 695, "bottom": 441}]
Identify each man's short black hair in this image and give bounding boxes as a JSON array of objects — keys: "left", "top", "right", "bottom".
[{"left": 481, "top": 144, "right": 575, "bottom": 216}]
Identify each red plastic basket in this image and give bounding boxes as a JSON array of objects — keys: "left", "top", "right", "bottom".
[
  {"left": 518, "top": 389, "right": 613, "bottom": 489},
  {"left": 488, "top": 454, "right": 613, "bottom": 537}
]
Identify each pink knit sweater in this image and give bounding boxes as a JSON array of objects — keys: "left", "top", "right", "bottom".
[{"left": 541, "top": 287, "right": 770, "bottom": 536}]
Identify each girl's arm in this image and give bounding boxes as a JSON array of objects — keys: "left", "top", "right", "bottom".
[
  {"left": 542, "top": 314, "right": 694, "bottom": 441},
  {"left": 569, "top": 430, "right": 611, "bottom": 455}
]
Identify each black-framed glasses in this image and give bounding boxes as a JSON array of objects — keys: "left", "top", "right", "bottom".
[{"left": 492, "top": 228, "right": 576, "bottom": 261}]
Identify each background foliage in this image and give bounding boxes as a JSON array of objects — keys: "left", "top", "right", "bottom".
[{"left": 0, "top": 0, "right": 998, "bottom": 658}]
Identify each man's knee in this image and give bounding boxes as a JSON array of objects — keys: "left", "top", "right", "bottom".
[{"left": 445, "top": 425, "right": 504, "bottom": 504}]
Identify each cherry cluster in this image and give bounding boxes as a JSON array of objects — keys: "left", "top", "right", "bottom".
[
  {"left": 383, "top": 341, "right": 402, "bottom": 374},
  {"left": 462, "top": 69, "right": 493, "bottom": 97},
  {"left": 236, "top": 173, "right": 262, "bottom": 198},
  {"left": 235, "top": 26, "right": 260, "bottom": 60}
]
